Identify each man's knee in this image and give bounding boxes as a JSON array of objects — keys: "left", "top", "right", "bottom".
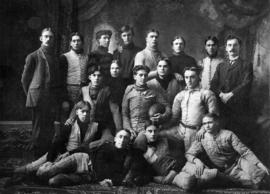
[
  {"left": 173, "top": 171, "right": 197, "bottom": 190},
  {"left": 49, "top": 174, "right": 69, "bottom": 187}
]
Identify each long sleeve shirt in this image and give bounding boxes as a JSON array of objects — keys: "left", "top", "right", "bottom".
[
  {"left": 171, "top": 87, "right": 218, "bottom": 127},
  {"left": 134, "top": 47, "right": 166, "bottom": 71},
  {"left": 186, "top": 129, "right": 261, "bottom": 171},
  {"left": 169, "top": 52, "right": 198, "bottom": 76},
  {"left": 113, "top": 43, "right": 141, "bottom": 79},
  {"left": 122, "top": 84, "right": 171, "bottom": 133},
  {"left": 199, "top": 56, "right": 224, "bottom": 90}
]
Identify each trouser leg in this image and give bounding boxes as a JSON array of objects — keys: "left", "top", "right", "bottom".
[{"left": 49, "top": 173, "right": 91, "bottom": 186}]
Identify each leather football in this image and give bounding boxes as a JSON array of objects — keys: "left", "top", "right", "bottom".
[{"left": 148, "top": 103, "right": 166, "bottom": 117}]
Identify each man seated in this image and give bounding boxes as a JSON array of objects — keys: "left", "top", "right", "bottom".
[
  {"left": 7, "top": 101, "right": 111, "bottom": 185},
  {"left": 174, "top": 113, "right": 269, "bottom": 190},
  {"left": 34, "top": 129, "right": 150, "bottom": 187},
  {"left": 147, "top": 57, "right": 183, "bottom": 106},
  {"left": 135, "top": 124, "right": 185, "bottom": 185},
  {"left": 68, "top": 65, "right": 122, "bottom": 133},
  {"left": 122, "top": 65, "right": 171, "bottom": 138},
  {"left": 163, "top": 66, "right": 218, "bottom": 151}
]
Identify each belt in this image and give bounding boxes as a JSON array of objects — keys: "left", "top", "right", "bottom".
[
  {"left": 180, "top": 121, "right": 199, "bottom": 130},
  {"left": 67, "top": 84, "right": 81, "bottom": 86}
]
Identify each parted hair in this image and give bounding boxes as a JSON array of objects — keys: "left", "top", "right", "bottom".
[
  {"left": 225, "top": 34, "right": 242, "bottom": 46},
  {"left": 133, "top": 65, "right": 150, "bottom": 75},
  {"left": 74, "top": 100, "right": 91, "bottom": 111},
  {"left": 70, "top": 32, "right": 84, "bottom": 43}
]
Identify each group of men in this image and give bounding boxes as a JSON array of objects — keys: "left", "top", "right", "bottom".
[{"left": 14, "top": 25, "right": 269, "bottom": 190}]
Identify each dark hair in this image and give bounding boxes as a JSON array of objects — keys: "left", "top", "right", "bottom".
[
  {"left": 74, "top": 100, "right": 91, "bottom": 111},
  {"left": 87, "top": 65, "right": 104, "bottom": 76},
  {"left": 111, "top": 60, "right": 122, "bottom": 68},
  {"left": 183, "top": 66, "right": 201, "bottom": 76},
  {"left": 70, "top": 32, "right": 84, "bottom": 43},
  {"left": 157, "top": 57, "right": 172, "bottom": 68},
  {"left": 41, "top": 27, "right": 54, "bottom": 36},
  {"left": 96, "top": 30, "right": 112, "bottom": 40},
  {"left": 133, "top": 65, "right": 150, "bottom": 75},
  {"left": 118, "top": 129, "right": 132, "bottom": 137},
  {"left": 145, "top": 29, "right": 159, "bottom": 38},
  {"left": 203, "top": 113, "right": 219, "bottom": 121},
  {"left": 171, "top": 35, "right": 185, "bottom": 46},
  {"left": 225, "top": 34, "right": 242, "bottom": 46},
  {"left": 204, "top": 36, "right": 218, "bottom": 45},
  {"left": 120, "top": 25, "right": 134, "bottom": 35}
]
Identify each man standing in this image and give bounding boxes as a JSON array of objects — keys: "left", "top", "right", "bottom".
[
  {"left": 88, "top": 30, "right": 113, "bottom": 79},
  {"left": 199, "top": 36, "right": 223, "bottom": 90},
  {"left": 163, "top": 67, "right": 218, "bottom": 150},
  {"left": 60, "top": 32, "right": 88, "bottom": 106},
  {"left": 169, "top": 35, "right": 198, "bottom": 77},
  {"left": 211, "top": 35, "right": 253, "bottom": 140},
  {"left": 134, "top": 29, "right": 166, "bottom": 79},
  {"left": 113, "top": 25, "right": 141, "bottom": 85},
  {"left": 21, "top": 28, "right": 62, "bottom": 156}
]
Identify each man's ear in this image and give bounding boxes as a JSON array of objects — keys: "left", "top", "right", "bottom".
[{"left": 39, "top": 36, "right": 42, "bottom": 42}]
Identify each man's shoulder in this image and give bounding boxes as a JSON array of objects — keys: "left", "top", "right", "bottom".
[
  {"left": 125, "top": 84, "right": 135, "bottom": 93},
  {"left": 200, "top": 88, "right": 215, "bottom": 96},
  {"left": 26, "top": 49, "right": 41, "bottom": 58}
]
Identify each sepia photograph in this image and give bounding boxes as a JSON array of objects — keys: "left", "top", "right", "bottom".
[{"left": 1, "top": 0, "right": 270, "bottom": 193}]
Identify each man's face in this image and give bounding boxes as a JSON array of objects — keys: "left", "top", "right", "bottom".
[
  {"left": 205, "top": 40, "right": 217, "bottom": 57},
  {"left": 145, "top": 125, "right": 159, "bottom": 143},
  {"left": 121, "top": 30, "right": 133, "bottom": 45},
  {"left": 157, "top": 60, "right": 170, "bottom": 77},
  {"left": 134, "top": 69, "right": 148, "bottom": 87},
  {"left": 146, "top": 32, "right": 159, "bottom": 48},
  {"left": 40, "top": 30, "right": 54, "bottom": 47},
  {"left": 184, "top": 70, "right": 199, "bottom": 89},
  {"left": 89, "top": 71, "right": 103, "bottom": 87},
  {"left": 110, "top": 62, "right": 121, "bottom": 78},
  {"left": 70, "top": 35, "right": 83, "bottom": 51},
  {"left": 226, "top": 38, "right": 240, "bottom": 58},
  {"left": 76, "top": 106, "right": 90, "bottom": 123},
  {"left": 98, "top": 34, "right": 111, "bottom": 48},
  {"left": 114, "top": 130, "right": 130, "bottom": 149},
  {"left": 202, "top": 116, "right": 218, "bottom": 134},
  {"left": 172, "top": 38, "right": 185, "bottom": 54}
]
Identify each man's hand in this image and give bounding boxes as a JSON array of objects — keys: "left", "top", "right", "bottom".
[
  {"left": 219, "top": 92, "right": 233, "bottom": 104},
  {"left": 65, "top": 118, "right": 74, "bottom": 126},
  {"left": 55, "top": 152, "right": 69, "bottom": 162},
  {"left": 99, "top": 179, "right": 113, "bottom": 187},
  {"left": 195, "top": 127, "right": 206, "bottom": 141},
  {"left": 150, "top": 113, "right": 162, "bottom": 124},
  {"left": 162, "top": 170, "right": 177, "bottom": 184},
  {"left": 194, "top": 158, "right": 204, "bottom": 177},
  {"left": 174, "top": 73, "right": 184, "bottom": 82},
  {"left": 257, "top": 163, "right": 270, "bottom": 175}
]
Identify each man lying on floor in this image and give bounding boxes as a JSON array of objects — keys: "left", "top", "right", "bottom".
[
  {"left": 6, "top": 100, "right": 113, "bottom": 186},
  {"left": 173, "top": 113, "right": 269, "bottom": 190},
  {"left": 33, "top": 129, "right": 151, "bottom": 187}
]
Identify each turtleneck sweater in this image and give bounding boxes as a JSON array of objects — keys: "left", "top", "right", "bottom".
[
  {"left": 134, "top": 46, "right": 166, "bottom": 71},
  {"left": 113, "top": 42, "right": 141, "bottom": 80},
  {"left": 169, "top": 51, "right": 197, "bottom": 76},
  {"left": 89, "top": 46, "right": 113, "bottom": 79}
]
